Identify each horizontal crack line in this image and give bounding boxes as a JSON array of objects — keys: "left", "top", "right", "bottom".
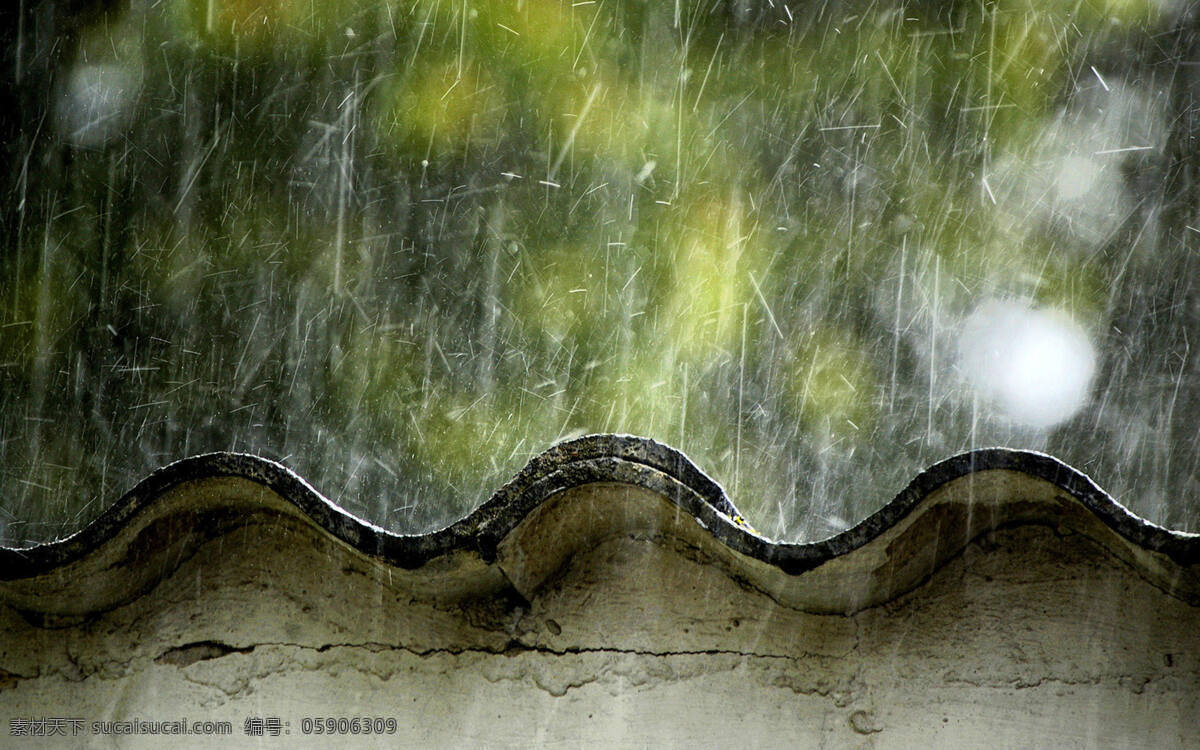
[{"left": 154, "top": 639, "right": 804, "bottom": 664}]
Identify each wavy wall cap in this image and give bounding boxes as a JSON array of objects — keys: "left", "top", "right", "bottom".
[{"left": 2, "top": 434, "right": 1197, "bottom": 615}]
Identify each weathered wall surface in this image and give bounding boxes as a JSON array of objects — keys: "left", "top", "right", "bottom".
[{"left": 1, "top": 436, "right": 1197, "bottom": 748}]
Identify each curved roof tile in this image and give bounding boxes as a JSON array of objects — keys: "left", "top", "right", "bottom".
[{"left": 2, "top": 434, "right": 1197, "bottom": 615}]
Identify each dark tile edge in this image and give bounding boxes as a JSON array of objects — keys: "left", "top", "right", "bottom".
[{"left": 1, "top": 434, "right": 1196, "bottom": 580}]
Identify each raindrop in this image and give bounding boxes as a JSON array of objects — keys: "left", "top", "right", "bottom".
[
  {"left": 958, "top": 300, "right": 1096, "bottom": 430},
  {"left": 56, "top": 63, "right": 138, "bottom": 148}
]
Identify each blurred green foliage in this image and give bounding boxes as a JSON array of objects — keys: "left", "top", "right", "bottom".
[{"left": 0, "top": 0, "right": 1194, "bottom": 544}]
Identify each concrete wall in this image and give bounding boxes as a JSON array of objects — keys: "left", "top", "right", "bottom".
[{"left": 1, "top": 437, "right": 1197, "bottom": 748}]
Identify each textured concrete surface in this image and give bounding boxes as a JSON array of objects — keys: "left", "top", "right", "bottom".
[{"left": 0, "top": 436, "right": 1197, "bottom": 748}]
